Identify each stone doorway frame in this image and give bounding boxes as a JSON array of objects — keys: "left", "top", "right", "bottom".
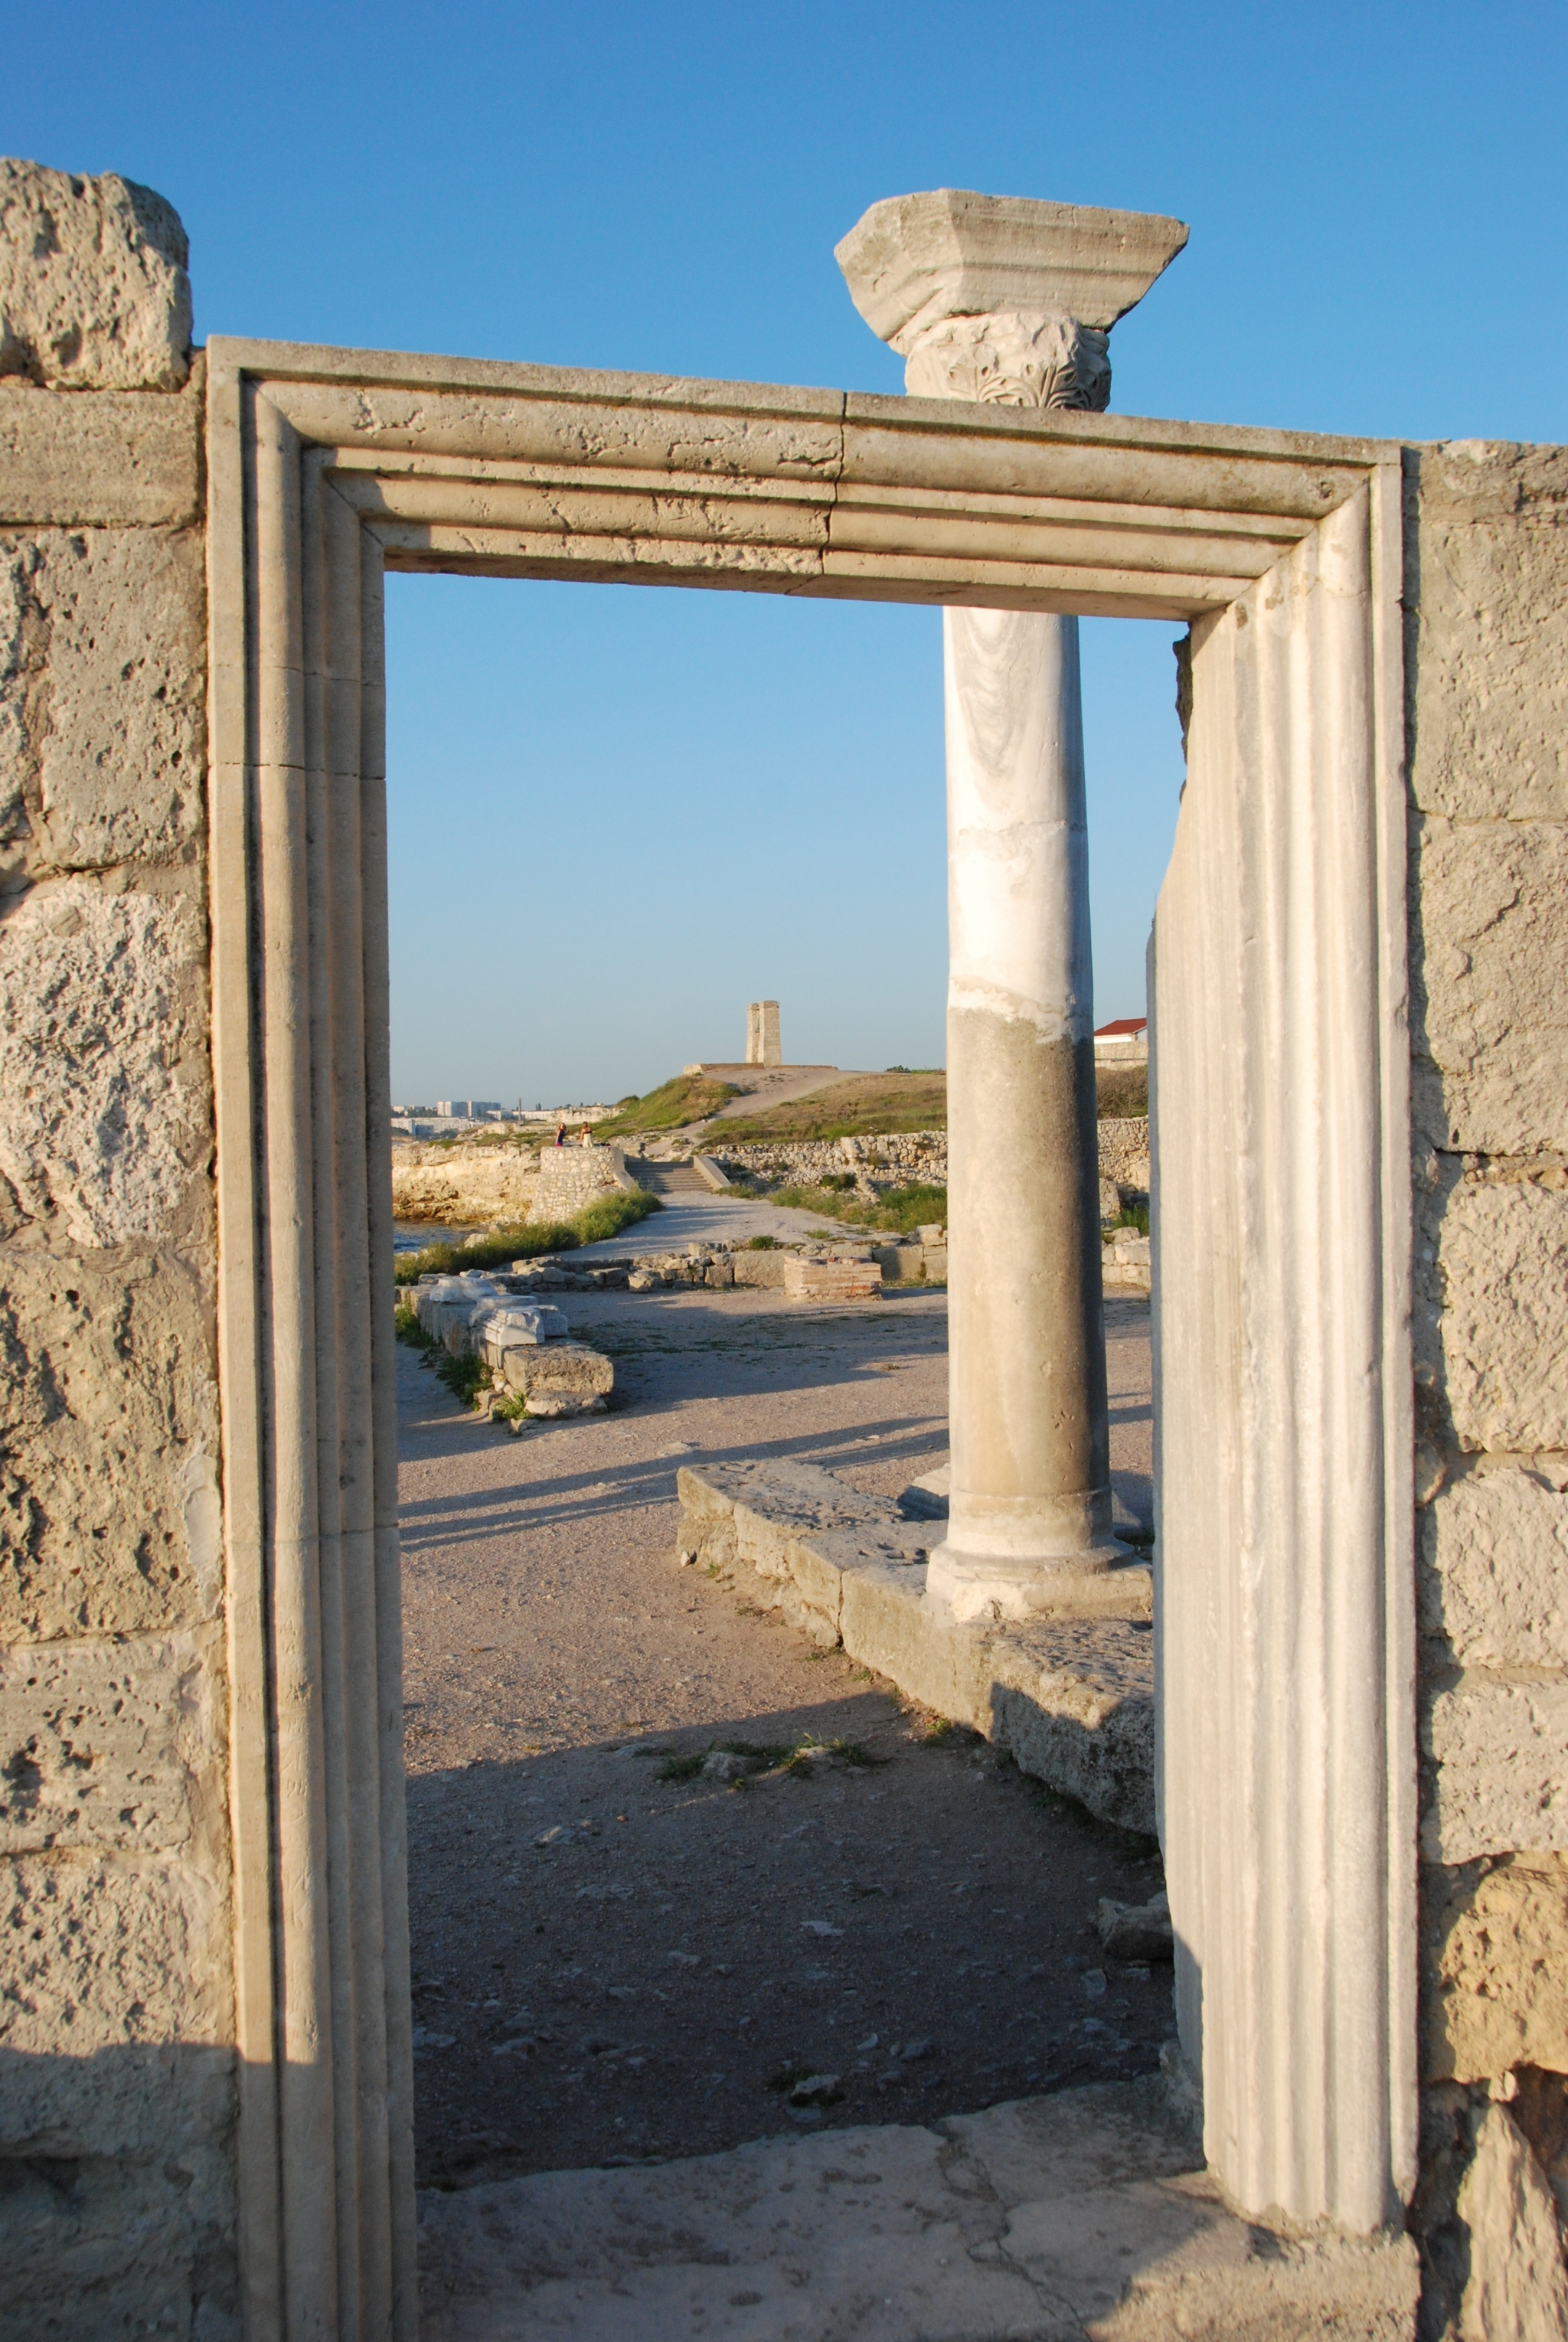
[{"left": 204, "top": 338, "right": 1413, "bottom": 2337}]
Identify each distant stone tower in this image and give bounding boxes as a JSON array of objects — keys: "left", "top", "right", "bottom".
[{"left": 746, "top": 1001, "right": 782, "bottom": 1066}]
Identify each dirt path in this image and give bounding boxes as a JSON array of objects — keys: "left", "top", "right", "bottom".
[{"left": 399, "top": 1287, "right": 1168, "bottom": 2190}]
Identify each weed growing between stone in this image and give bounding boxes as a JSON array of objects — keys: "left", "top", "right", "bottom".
[
  {"left": 394, "top": 1187, "right": 660, "bottom": 1284},
  {"left": 1103, "top": 1205, "right": 1150, "bottom": 1237}
]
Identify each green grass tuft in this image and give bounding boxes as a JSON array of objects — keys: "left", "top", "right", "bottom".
[{"left": 766, "top": 1180, "right": 947, "bottom": 1237}]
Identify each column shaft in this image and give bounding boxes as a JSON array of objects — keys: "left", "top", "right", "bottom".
[{"left": 929, "top": 608, "right": 1120, "bottom": 1620}]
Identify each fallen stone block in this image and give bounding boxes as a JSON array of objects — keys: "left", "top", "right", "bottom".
[
  {"left": 730, "top": 1249, "right": 789, "bottom": 1287},
  {"left": 784, "top": 1256, "right": 883, "bottom": 1301},
  {"left": 495, "top": 1341, "right": 612, "bottom": 1416},
  {"left": 1097, "top": 1891, "right": 1174, "bottom": 1961},
  {"left": 475, "top": 1304, "right": 570, "bottom": 1376},
  {"left": 874, "top": 1243, "right": 926, "bottom": 1283}
]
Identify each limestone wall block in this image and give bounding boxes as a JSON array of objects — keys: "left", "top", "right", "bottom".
[
  {"left": 0, "top": 375, "right": 204, "bottom": 528},
  {"left": 0, "top": 1250, "right": 219, "bottom": 1641},
  {"left": 1453, "top": 2101, "right": 1568, "bottom": 2337},
  {"left": 1419, "top": 1469, "right": 1568, "bottom": 1668},
  {"left": 1424, "top": 1854, "right": 1568, "bottom": 2082},
  {"left": 0, "top": 526, "right": 207, "bottom": 872},
  {"left": 1411, "top": 815, "right": 1568, "bottom": 1153},
  {"left": 1426, "top": 1180, "right": 1568, "bottom": 1454},
  {"left": 0, "top": 879, "right": 209, "bottom": 1246},
  {"left": 0, "top": 1852, "right": 229, "bottom": 2154},
  {"left": 3, "top": 2141, "right": 237, "bottom": 2342},
  {"left": 0, "top": 1628, "right": 221, "bottom": 1854},
  {"left": 1408, "top": 439, "right": 1568, "bottom": 821},
  {"left": 0, "top": 158, "right": 191, "bottom": 391},
  {"left": 1423, "top": 1675, "right": 1568, "bottom": 1863}
]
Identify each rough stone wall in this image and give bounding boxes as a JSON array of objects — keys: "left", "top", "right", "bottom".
[
  {"left": 532, "top": 1142, "right": 626, "bottom": 1220},
  {"left": 1406, "top": 439, "right": 1568, "bottom": 2326},
  {"left": 0, "top": 167, "right": 234, "bottom": 2337}
]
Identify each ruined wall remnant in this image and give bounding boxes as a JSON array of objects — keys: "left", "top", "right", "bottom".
[
  {"left": 0, "top": 162, "right": 234, "bottom": 2336},
  {"left": 2, "top": 142, "right": 1567, "bottom": 2336},
  {"left": 1406, "top": 437, "right": 1568, "bottom": 2329}
]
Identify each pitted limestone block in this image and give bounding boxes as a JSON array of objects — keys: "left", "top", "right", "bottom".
[
  {"left": 0, "top": 527, "right": 206, "bottom": 871},
  {"left": 1432, "top": 1180, "right": 1568, "bottom": 1454},
  {"left": 0, "top": 1629, "right": 219, "bottom": 1854},
  {"left": 0, "top": 1252, "right": 219, "bottom": 1641},
  {"left": 1419, "top": 1470, "right": 1568, "bottom": 1667},
  {"left": 1411, "top": 816, "right": 1568, "bottom": 1153},
  {"left": 0, "top": 879, "right": 208, "bottom": 1245},
  {"left": 1423, "top": 1675, "right": 1568, "bottom": 1862},
  {"left": 1408, "top": 440, "right": 1568, "bottom": 822},
  {"left": 0, "top": 159, "right": 191, "bottom": 391},
  {"left": 0, "top": 1852, "right": 228, "bottom": 2154},
  {"left": 1454, "top": 2101, "right": 1568, "bottom": 2339},
  {"left": 1424, "top": 1854, "right": 1568, "bottom": 2082},
  {"left": 500, "top": 1341, "right": 612, "bottom": 1415},
  {"left": 0, "top": 374, "right": 204, "bottom": 529},
  {"left": 2, "top": 2141, "right": 238, "bottom": 2342}
]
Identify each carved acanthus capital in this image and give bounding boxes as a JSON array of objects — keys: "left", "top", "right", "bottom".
[
  {"left": 835, "top": 188, "right": 1186, "bottom": 416},
  {"left": 901, "top": 307, "right": 1110, "bottom": 412}
]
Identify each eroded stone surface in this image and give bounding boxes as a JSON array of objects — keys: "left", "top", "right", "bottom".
[
  {"left": 0, "top": 1853, "right": 227, "bottom": 2146},
  {"left": 1408, "top": 440, "right": 1568, "bottom": 822},
  {"left": 0, "top": 527, "right": 207, "bottom": 873},
  {"left": 0, "top": 1628, "right": 219, "bottom": 1853},
  {"left": 1429, "top": 1180, "right": 1568, "bottom": 1454},
  {"left": 1423, "top": 1677, "right": 1568, "bottom": 1862},
  {"left": 1425, "top": 1855, "right": 1568, "bottom": 2082},
  {"left": 1419, "top": 1468, "right": 1568, "bottom": 1667},
  {"left": 0, "top": 879, "right": 208, "bottom": 1246},
  {"left": 0, "top": 1249, "right": 219, "bottom": 1641},
  {"left": 419, "top": 2076, "right": 1417, "bottom": 2342},
  {"left": 1411, "top": 816, "right": 1568, "bottom": 1153},
  {"left": 0, "top": 158, "right": 191, "bottom": 391},
  {"left": 1454, "top": 2102, "right": 1568, "bottom": 2340}
]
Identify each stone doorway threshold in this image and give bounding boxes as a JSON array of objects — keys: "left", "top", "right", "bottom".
[{"left": 416, "top": 2075, "right": 1417, "bottom": 2339}]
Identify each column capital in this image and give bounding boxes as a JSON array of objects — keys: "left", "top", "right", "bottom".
[{"left": 835, "top": 189, "right": 1186, "bottom": 412}]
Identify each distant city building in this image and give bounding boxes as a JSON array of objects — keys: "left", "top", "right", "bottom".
[{"left": 436, "top": 1098, "right": 502, "bottom": 1119}]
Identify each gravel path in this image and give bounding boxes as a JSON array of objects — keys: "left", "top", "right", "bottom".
[{"left": 399, "top": 1285, "right": 1168, "bottom": 2190}]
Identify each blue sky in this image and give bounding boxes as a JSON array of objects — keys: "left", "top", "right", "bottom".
[{"left": 10, "top": 3, "right": 1566, "bottom": 1101}]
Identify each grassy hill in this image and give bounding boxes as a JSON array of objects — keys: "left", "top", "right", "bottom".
[
  {"left": 590, "top": 1059, "right": 1145, "bottom": 1148},
  {"left": 720, "top": 1073, "right": 946, "bottom": 1143},
  {"left": 592, "top": 1074, "right": 739, "bottom": 1136}
]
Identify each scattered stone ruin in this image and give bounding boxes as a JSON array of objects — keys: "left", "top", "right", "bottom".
[{"left": 2, "top": 155, "right": 1566, "bottom": 2336}]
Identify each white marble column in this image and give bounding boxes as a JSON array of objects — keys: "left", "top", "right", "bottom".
[
  {"left": 938, "top": 603, "right": 1120, "bottom": 1609},
  {"left": 836, "top": 191, "right": 1187, "bottom": 1618}
]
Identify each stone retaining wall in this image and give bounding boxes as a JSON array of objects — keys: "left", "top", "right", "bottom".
[{"left": 710, "top": 1120, "right": 1150, "bottom": 1200}]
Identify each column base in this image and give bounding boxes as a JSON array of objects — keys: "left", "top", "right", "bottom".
[{"left": 924, "top": 1535, "right": 1135, "bottom": 1624}]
